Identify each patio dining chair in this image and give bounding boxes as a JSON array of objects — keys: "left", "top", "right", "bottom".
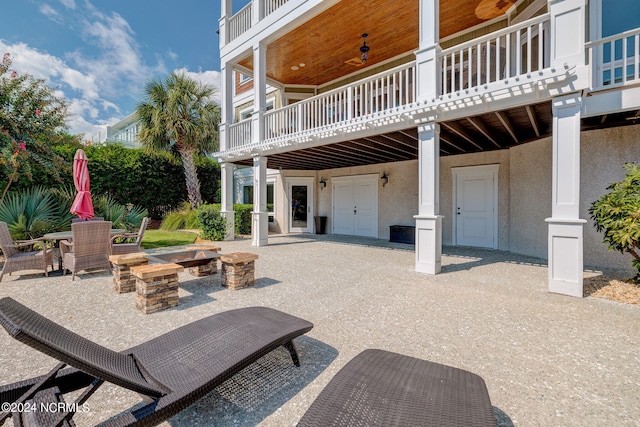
[
  {"left": 111, "top": 216, "right": 149, "bottom": 255},
  {"left": 60, "top": 220, "right": 112, "bottom": 280},
  {"left": 71, "top": 216, "right": 104, "bottom": 223},
  {"left": 0, "top": 222, "right": 54, "bottom": 282}
]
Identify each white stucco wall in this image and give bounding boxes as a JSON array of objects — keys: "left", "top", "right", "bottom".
[
  {"left": 270, "top": 123, "right": 639, "bottom": 274},
  {"left": 439, "top": 150, "right": 511, "bottom": 250},
  {"left": 508, "top": 137, "right": 552, "bottom": 259},
  {"left": 581, "top": 125, "right": 640, "bottom": 274}
]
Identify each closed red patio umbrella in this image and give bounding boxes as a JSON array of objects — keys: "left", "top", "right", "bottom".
[{"left": 70, "top": 149, "right": 94, "bottom": 220}]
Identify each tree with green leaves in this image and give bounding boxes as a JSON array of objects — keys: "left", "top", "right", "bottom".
[
  {"left": 136, "top": 71, "right": 220, "bottom": 208},
  {"left": 589, "top": 163, "right": 640, "bottom": 281},
  {"left": 0, "top": 52, "right": 75, "bottom": 202}
]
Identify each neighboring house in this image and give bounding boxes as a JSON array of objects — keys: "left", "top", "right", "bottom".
[
  {"left": 215, "top": 0, "right": 640, "bottom": 297},
  {"left": 105, "top": 113, "right": 142, "bottom": 148}
]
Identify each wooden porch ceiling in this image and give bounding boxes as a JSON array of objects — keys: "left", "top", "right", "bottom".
[
  {"left": 234, "top": 104, "right": 640, "bottom": 170},
  {"left": 237, "top": 0, "right": 516, "bottom": 86}
]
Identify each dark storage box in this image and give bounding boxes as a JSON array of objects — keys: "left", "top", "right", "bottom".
[{"left": 389, "top": 225, "right": 415, "bottom": 244}]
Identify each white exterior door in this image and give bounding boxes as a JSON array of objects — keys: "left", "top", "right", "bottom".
[
  {"left": 452, "top": 165, "right": 498, "bottom": 248},
  {"left": 332, "top": 175, "right": 378, "bottom": 237},
  {"left": 287, "top": 177, "right": 314, "bottom": 233}
]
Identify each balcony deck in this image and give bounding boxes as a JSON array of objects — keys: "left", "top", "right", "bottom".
[{"left": 218, "top": 13, "right": 640, "bottom": 169}]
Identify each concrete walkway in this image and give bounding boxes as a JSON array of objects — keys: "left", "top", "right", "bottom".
[{"left": 0, "top": 234, "right": 638, "bottom": 426}]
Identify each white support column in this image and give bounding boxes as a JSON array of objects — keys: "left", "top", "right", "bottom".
[
  {"left": 252, "top": 42, "right": 266, "bottom": 145},
  {"left": 414, "top": 123, "right": 442, "bottom": 274},
  {"left": 252, "top": 156, "right": 268, "bottom": 247},
  {"left": 252, "top": 0, "right": 264, "bottom": 24},
  {"left": 546, "top": 93, "right": 586, "bottom": 297},
  {"left": 218, "top": 0, "right": 232, "bottom": 47},
  {"left": 221, "top": 162, "right": 235, "bottom": 240},
  {"left": 415, "top": 0, "right": 440, "bottom": 101},
  {"left": 219, "top": 64, "right": 234, "bottom": 152},
  {"left": 549, "top": 0, "right": 586, "bottom": 68}
]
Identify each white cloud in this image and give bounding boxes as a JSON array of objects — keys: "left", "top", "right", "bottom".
[
  {"left": 175, "top": 67, "right": 222, "bottom": 103},
  {"left": 40, "top": 4, "right": 61, "bottom": 19},
  {"left": 59, "top": 0, "right": 76, "bottom": 9}
]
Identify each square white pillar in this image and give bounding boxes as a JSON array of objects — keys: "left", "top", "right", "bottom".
[
  {"left": 415, "top": 216, "right": 442, "bottom": 274},
  {"left": 220, "top": 162, "right": 235, "bottom": 240},
  {"left": 546, "top": 93, "right": 586, "bottom": 297},
  {"left": 252, "top": 156, "right": 268, "bottom": 247},
  {"left": 414, "top": 123, "right": 442, "bottom": 274}
]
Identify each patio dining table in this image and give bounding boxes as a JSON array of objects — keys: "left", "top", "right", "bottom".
[{"left": 44, "top": 228, "right": 126, "bottom": 270}]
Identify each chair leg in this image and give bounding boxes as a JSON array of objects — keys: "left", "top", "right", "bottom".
[{"left": 283, "top": 340, "right": 301, "bottom": 367}]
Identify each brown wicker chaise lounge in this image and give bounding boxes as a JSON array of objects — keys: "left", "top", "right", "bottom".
[
  {"left": 0, "top": 297, "right": 313, "bottom": 427},
  {"left": 297, "top": 349, "right": 496, "bottom": 427}
]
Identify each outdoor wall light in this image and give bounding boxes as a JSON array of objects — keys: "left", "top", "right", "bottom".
[
  {"left": 360, "top": 34, "right": 370, "bottom": 63},
  {"left": 319, "top": 178, "right": 327, "bottom": 189},
  {"left": 381, "top": 172, "right": 389, "bottom": 187}
]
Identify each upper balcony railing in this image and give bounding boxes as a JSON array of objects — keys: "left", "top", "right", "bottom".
[
  {"left": 587, "top": 27, "right": 640, "bottom": 90},
  {"left": 263, "top": 63, "right": 416, "bottom": 141},
  {"left": 228, "top": 3, "right": 252, "bottom": 42},
  {"left": 228, "top": 0, "right": 290, "bottom": 42},
  {"left": 440, "top": 14, "right": 550, "bottom": 95}
]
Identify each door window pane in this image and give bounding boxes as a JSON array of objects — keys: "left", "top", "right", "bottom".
[{"left": 291, "top": 185, "right": 308, "bottom": 227}]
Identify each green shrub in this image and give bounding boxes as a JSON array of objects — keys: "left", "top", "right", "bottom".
[
  {"left": 197, "top": 204, "right": 228, "bottom": 241},
  {"left": 234, "top": 204, "right": 253, "bottom": 235},
  {"left": 589, "top": 163, "right": 640, "bottom": 281}
]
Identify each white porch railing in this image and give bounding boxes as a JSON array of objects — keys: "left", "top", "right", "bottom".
[
  {"left": 229, "top": 3, "right": 252, "bottom": 42},
  {"left": 228, "top": 0, "right": 290, "bottom": 42},
  {"left": 265, "top": 0, "right": 289, "bottom": 17},
  {"left": 587, "top": 28, "right": 640, "bottom": 90},
  {"left": 440, "top": 14, "right": 550, "bottom": 95},
  {"left": 264, "top": 63, "right": 416, "bottom": 140},
  {"left": 228, "top": 119, "right": 252, "bottom": 150}
]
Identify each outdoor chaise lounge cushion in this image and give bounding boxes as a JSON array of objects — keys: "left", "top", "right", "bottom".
[
  {"left": 297, "top": 349, "right": 496, "bottom": 427},
  {"left": 0, "top": 297, "right": 313, "bottom": 427}
]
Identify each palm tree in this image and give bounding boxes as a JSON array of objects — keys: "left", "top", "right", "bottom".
[{"left": 136, "top": 71, "right": 220, "bottom": 208}]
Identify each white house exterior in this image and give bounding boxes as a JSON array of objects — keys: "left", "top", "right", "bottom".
[
  {"left": 105, "top": 113, "right": 142, "bottom": 148},
  {"left": 215, "top": 0, "right": 640, "bottom": 297}
]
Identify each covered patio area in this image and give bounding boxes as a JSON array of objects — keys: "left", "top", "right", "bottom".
[{"left": 0, "top": 234, "right": 637, "bottom": 426}]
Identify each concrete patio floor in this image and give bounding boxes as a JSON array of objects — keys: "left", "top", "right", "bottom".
[{"left": 0, "top": 234, "right": 638, "bottom": 426}]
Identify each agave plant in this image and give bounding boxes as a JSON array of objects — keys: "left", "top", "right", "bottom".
[
  {"left": 47, "top": 185, "right": 76, "bottom": 230},
  {"left": 0, "top": 186, "right": 59, "bottom": 239},
  {"left": 93, "top": 195, "right": 147, "bottom": 231}
]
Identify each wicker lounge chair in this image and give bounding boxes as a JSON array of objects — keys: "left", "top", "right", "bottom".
[
  {"left": 0, "top": 297, "right": 313, "bottom": 427},
  {"left": 298, "top": 349, "right": 496, "bottom": 427},
  {"left": 111, "top": 217, "right": 149, "bottom": 255},
  {"left": 60, "top": 221, "right": 112, "bottom": 280},
  {"left": 0, "top": 222, "right": 54, "bottom": 282}
]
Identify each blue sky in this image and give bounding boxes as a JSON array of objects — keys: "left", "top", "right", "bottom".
[{"left": 1, "top": 0, "right": 249, "bottom": 141}]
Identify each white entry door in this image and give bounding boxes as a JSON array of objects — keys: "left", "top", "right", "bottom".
[
  {"left": 288, "top": 177, "right": 314, "bottom": 233},
  {"left": 452, "top": 165, "right": 498, "bottom": 248},
  {"left": 332, "top": 175, "right": 378, "bottom": 237}
]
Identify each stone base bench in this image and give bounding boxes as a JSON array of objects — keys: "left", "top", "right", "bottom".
[
  {"left": 131, "top": 263, "right": 184, "bottom": 314},
  {"left": 220, "top": 252, "right": 258, "bottom": 290},
  {"left": 109, "top": 252, "right": 149, "bottom": 293},
  {"left": 185, "top": 245, "right": 221, "bottom": 277}
]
